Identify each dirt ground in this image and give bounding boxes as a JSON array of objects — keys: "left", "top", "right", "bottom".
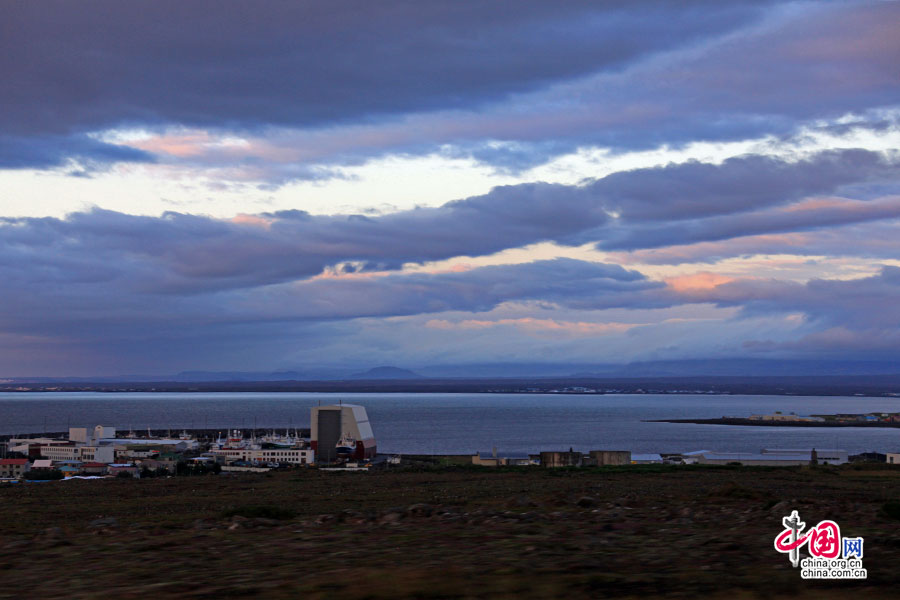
[{"left": 1, "top": 463, "right": 898, "bottom": 599}]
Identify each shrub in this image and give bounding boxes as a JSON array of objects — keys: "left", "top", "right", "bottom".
[
  {"left": 881, "top": 501, "right": 900, "bottom": 520},
  {"left": 708, "top": 481, "right": 761, "bottom": 500},
  {"left": 25, "top": 469, "right": 63, "bottom": 481},
  {"left": 221, "top": 505, "right": 296, "bottom": 520}
]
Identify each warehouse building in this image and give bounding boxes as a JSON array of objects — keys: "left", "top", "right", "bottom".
[
  {"left": 472, "top": 449, "right": 535, "bottom": 466},
  {"left": 589, "top": 450, "right": 632, "bottom": 465},
  {"left": 762, "top": 448, "right": 848, "bottom": 464},
  {"left": 540, "top": 450, "right": 583, "bottom": 467},
  {"left": 696, "top": 448, "right": 848, "bottom": 466}
]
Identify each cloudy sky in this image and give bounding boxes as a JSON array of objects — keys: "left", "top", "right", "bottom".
[{"left": 2, "top": 1, "right": 899, "bottom": 376}]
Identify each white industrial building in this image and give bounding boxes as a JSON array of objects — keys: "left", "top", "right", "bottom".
[
  {"left": 68, "top": 426, "right": 116, "bottom": 443},
  {"left": 40, "top": 444, "right": 115, "bottom": 463},
  {"left": 208, "top": 447, "right": 314, "bottom": 465},
  {"left": 6, "top": 436, "right": 73, "bottom": 457},
  {"left": 762, "top": 448, "right": 848, "bottom": 464}
]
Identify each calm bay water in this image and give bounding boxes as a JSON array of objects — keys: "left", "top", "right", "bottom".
[{"left": 2, "top": 392, "right": 900, "bottom": 455}]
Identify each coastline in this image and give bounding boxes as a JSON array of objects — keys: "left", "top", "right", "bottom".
[
  {"left": 647, "top": 417, "right": 900, "bottom": 428},
  {"left": 2, "top": 372, "right": 900, "bottom": 397}
]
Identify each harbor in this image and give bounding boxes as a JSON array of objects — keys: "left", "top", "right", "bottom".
[
  {"left": 0, "top": 404, "right": 377, "bottom": 481},
  {"left": 6, "top": 398, "right": 900, "bottom": 483},
  {"left": 5, "top": 391, "right": 900, "bottom": 455}
]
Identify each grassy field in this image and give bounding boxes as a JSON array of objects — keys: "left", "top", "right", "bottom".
[{"left": 1, "top": 463, "right": 899, "bottom": 598}]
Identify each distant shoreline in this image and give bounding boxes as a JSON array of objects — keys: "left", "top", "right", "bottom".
[
  {"left": 2, "top": 374, "right": 900, "bottom": 398},
  {"left": 648, "top": 417, "right": 900, "bottom": 428}
]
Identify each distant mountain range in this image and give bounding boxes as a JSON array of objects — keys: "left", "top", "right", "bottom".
[
  {"left": 3, "top": 358, "right": 899, "bottom": 383},
  {"left": 417, "top": 359, "right": 900, "bottom": 379},
  {"left": 563, "top": 358, "right": 900, "bottom": 378},
  {"left": 348, "top": 366, "right": 423, "bottom": 380}
]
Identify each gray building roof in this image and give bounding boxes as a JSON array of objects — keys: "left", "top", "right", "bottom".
[
  {"left": 761, "top": 448, "right": 846, "bottom": 454},
  {"left": 701, "top": 452, "right": 809, "bottom": 461},
  {"left": 477, "top": 452, "right": 531, "bottom": 460},
  {"left": 631, "top": 453, "right": 663, "bottom": 461}
]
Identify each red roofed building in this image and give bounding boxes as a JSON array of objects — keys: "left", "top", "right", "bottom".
[
  {"left": 108, "top": 464, "right": 139, "bottom": 478},
  {"left": 81, "top": 462, "right": 109, "bottom": 475},
  {"left": 0, "top": 458, "right": 30, "bottom": 479}
]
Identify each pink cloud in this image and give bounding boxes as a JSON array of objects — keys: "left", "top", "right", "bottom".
[
  {"left": 780, "top": 197, "right": 861, "bottom": 213},
  {"left": 425, "top": 317, "right": 636, "bottom": 338},
  {"left": 230, "top": 214, "right": 274, "bottom": 229},
  {"left": 664, "top": 272, "right": 735, "bottom": 293},
  {"left": 131, "top": 131, "right": 216, "bottom": 158}
]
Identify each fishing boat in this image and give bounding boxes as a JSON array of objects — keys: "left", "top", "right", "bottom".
[{"left": 335, "top": 434, "right": 356, "bottom": 458}]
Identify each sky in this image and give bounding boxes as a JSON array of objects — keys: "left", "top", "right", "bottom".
[{"left": 1, "top": 0, "right": 899, "bottom": 377}]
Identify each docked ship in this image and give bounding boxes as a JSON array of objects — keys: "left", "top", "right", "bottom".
[
  {"left": 259, "top": 429, "right": 303, "bottom": 448},
  {"left": 210, "top": 430, "right": 259, "bottom": 451},
  {"left": 335, "top": 434, "right": 356, "bottom": 458}
]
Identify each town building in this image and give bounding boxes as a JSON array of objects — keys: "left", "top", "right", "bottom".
[
  {"left": 852, "top": 452, "right": 886, "bottom": 463},
  {"left": 540, "top": 450, "right": 583, "bottom": 467},
  {"left": 108, "top": 464, "right": 140, "bottom": 478},
  {"left": 114, "top": 441, "right": 190, "bottom": 459},
  {"left": 887, "top": 452, "right": 900, "bottom": 465},
  {"left": 0, "top": 458, "right": 30, "bottom": 478},
  {"left": 472, "top": 449, "right": 534, "bottom": 466},
  {"left": 207, "top": 447, "right": 314, "bottom": 465},
  {"left": 589, "top": 450, "right": 632, "bottom": 465},
  {"left": 68, "top": 426, "right": 116, "bottom": 443},
  {"left": 134, "top": 457, "right": 179, "bottom": 473},
  {"left": 7, "top": 437, "right": 74, "bottom": 458},
  {"left": 81, "top": 462, "right": 109, "bottom": 475},
  {"left": 748, "top": 412, "right": 825, "bottom": 422},
  {"left": 58, "top": 465, "right": 81, "bottom": 478},
  {"left": 40, "top": 443, "right": 115, "bottom": 464}
]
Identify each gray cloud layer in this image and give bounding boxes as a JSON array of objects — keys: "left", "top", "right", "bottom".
[
  {"left": 5, "top": 1, "right": 898, "bottom": 176},
  {"left": 681, "top": 267, "right": 900, "bottom": 358},
  {"left": 2, "top": 0, "right": 771, "bottom": 168},
  {"left": 3, "top": 2, "right": 899, "bottom": 373},
  {"left": 2, "top": 149, "right": 896, "bottom": 296},
  {"left": 0, "top": 146, "right": 897, "bottom": 372},
  {"left": 2, "top": 148, "right": 894, "bottom": 297}
]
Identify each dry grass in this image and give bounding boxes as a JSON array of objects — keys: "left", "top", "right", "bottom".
[{"left": 1, "top": 464, "right": 898, "bottom": 598}]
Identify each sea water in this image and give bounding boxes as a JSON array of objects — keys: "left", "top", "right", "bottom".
[{"left": 1, "top": 392, "right": 899, "bottom": 455}]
